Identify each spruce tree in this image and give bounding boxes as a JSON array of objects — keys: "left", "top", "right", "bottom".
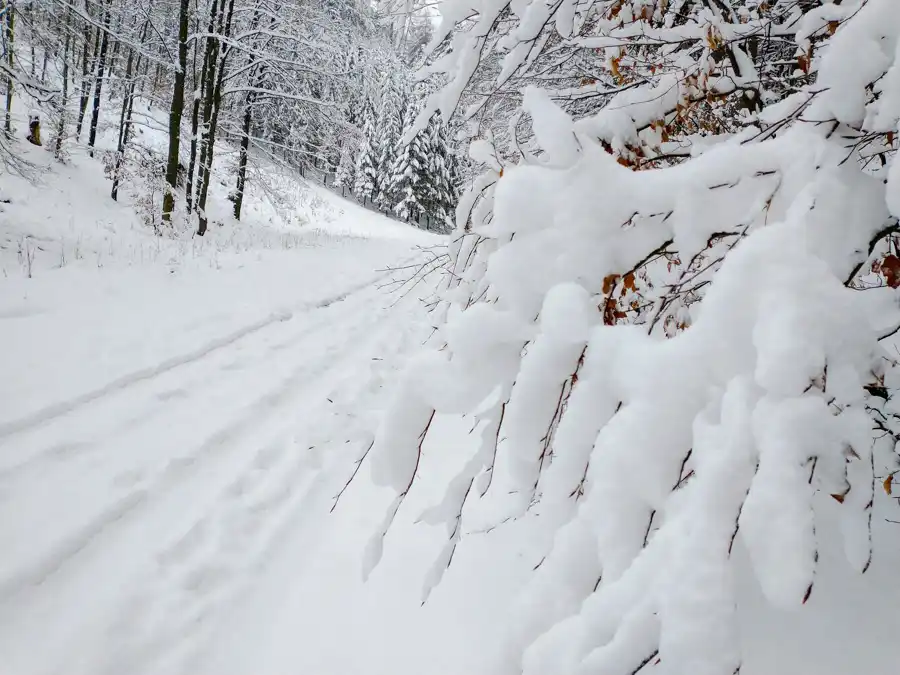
[
  {"left": 390, "top": 101, "right": 430, "bottom": 223},
  {"left": 423, "top": 119, "right": 458, "bottom": 230},
  {"left": 333, "top": 142, "right": 356, "bottom": 190},
  {"left": 353, "top": 96, "right": 379, "bottom": 203},
  {"left": 373, "top": 75, "right": 407, "bottom": 210}
]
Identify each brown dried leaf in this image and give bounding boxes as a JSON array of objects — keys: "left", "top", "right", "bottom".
[
  {"left": 881, "top": 254, "right": 900, "bottom": 288},
  {"left": 884, "top": 474, "right": 893, "bottom": 496},
  {"left": 610, "top": 56, "right": 622, "bottom": 81},
  {"left": 602, "top": 274, "right": 619, "bottom": 295}
]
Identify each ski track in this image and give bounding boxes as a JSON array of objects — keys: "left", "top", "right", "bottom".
[
  {"left": 0, "top": 258, "right": 428, "bottom": 675},
  {"left": 0, "top": 261, "right": 405, "bottom": 443},
  {"left": 0, "top": 276, "right": 371, "bottom": 482}
]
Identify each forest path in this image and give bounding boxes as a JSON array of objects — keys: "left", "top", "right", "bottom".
[{"left": 0, "top": 237, "right": 433, "bottom": 675}]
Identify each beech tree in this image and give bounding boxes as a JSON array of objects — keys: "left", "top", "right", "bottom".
[
  {"left": 360, "top": 1, "right": 900, "bottom": 673},
  {"left": 162, "top": 0, "right": 189, "bottom": 222}
]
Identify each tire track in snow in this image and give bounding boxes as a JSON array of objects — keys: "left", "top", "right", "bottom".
[
  {"left": 0, "top": 283, "right": 409, "bottom": 675},
  {"left": 0, "top": 261, "right": 408, "bottom": 442},
  {"left": 101, "top": 435, "right": 323, "bottom": 675},
  {"left": 0, "top": 310, "right": 291, "bottom": 441},
  {"left": 95, "top": 291, "right": 413, "bottom": 675},
  {"left": 0, "top": 250, "right": 435, "bottom": 675},
  {"left": 0, "top": 296, "right": 385, "bottom": 601},
  {"left": 0, "top": 262, "right": 408, "bottom": 485},
  {"left": 187, "top": 295, "right": 429, "bottom": 675},
  {"left": 0, "top": 489, "right": 150, "bottom": 599}
]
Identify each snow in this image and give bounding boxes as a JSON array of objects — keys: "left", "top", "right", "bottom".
[
  {"left": 2, "top": 112, "right": 900, "bottom": 675},
  {"left": 362, "top": 0, "right": 900, "bottom": 667},
  {"left": 5, "top": 0, "right": 900, "bottom": 671},
  {"left": 0, "top": 95, "right": 452, "bottom": 675}
]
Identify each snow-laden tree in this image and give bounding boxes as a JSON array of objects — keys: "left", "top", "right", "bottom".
[
  {"left": 333, "top": 140, "right": 358, "bottom": 190},
  {"left": 332, "top": 48, "right": 368, "bottom": 191},
  {"left": 422, "top": 117, "right": 459, "bottom": 229},
  {"left": 383, "top": 85, "right": 460, "bottom": 229},
  {"left": 10, "top": 0, "right": 410, "bottom": 231},
  {"left": 388, "top": 96, "right": 430, "bottom": 222},
  {"left": 360, "top": 0, "right": 900, "bottom": 673},
  {"left": 374, "top": 72, "right": 410, "bottom": 209},
  {"left": 354, "top": 95, "right": 380, "bottom": 202},
  {"left": 373, "top": 0, "right": 435, "bottom": 61}
]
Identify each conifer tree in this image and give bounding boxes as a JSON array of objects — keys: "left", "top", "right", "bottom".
[
  {"left": 353, "top": 96, "right": 379, "bottom": 203},
  {"left": 373, "top": 74, "right": 407, "bottom": 210},
  {"left": 333, "top": 142, "right": 357, "bottom": 190},
  {"left": 422, "top": 118, "right": 458, "bottom": 229},
  {"left": 390, "top": 103, "right": 430, "bottom": 222}
]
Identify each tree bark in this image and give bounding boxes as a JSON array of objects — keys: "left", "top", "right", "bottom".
[
  {"left": 161, "top": 0, "right": 190, "bottom": 222},
  {"left": 55, "top": 11, "right": 71, "bottom": 158},
  {"left": 137, "top": 47, "right": 149, "bottom": 98},
  {"left": 196, "top": 0, "right": 235, "bottom": 236},
  {"left": 111, "top": 37, "right": 140, "bottom": 200},
  {"left": 231, "top": 9, "right": 262, "bottom": 221},
  {"left": 110, "top": 20, "right": 147, "bottom": 193},
  {"left": 184, "top": 90, "right": 202, "bottom": 214},
  {"left": 76, "top": 2, "right": 97, "bottom": 139},
  {"left": 152, "top": 60, "right": 162, "bottom": 96},
  {"left": 186, "top": 0, "right": 223, "bottom": 216},
  {"left": 86, "top": 0, "right": 110, "bottom": 156},
  {"left": 232, "top": 91, "right": 253, "bottom": 220},
  {"left": 4, "top": 0, "right": 14, "bottom": 134}
]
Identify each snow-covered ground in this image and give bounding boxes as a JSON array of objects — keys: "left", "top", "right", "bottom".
[{"left": 0, "top": 105, "right": 466, "bottom": 674}]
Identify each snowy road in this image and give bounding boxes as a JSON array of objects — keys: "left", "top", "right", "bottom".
[{"left": 0, "top": 240, "right": 435, "bottom": 675}]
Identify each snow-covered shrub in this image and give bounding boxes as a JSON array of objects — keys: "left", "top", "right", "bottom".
[
  {"left": 362, "top": 0, "right": 900, "bottom": 672},
  {"left": 127, "top": 150, "right": 167, "bottom": 235}
]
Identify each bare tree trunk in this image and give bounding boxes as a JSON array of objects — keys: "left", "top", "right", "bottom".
[
  {"left": 137, "top": 49, "right": 149, "bottom": 99},
  {"left": 107, "top": 11, "right": 122, "bottom": 75},
  {"left": 231, "top": 10, "right": 262, "bottom": 221},
  {"left": 186, "top": 0, "right": 223, "bottom": 216},
  {"left": 76, "top": 3, "right": 97, "bottom": 139},
  {"left": 55, "top": 12, "right": 71, "bottom": 158},
  {"left": 4, "top": 0, "right": 14, "bottom": 134},
  {"left": 152, "top": 60, "right": 162, "bottom": 96},
  {"left": 87, "top": 0, "right": 110, "bottom": 156},
  {"left": 40, "top": 44, "right": 48, "bottom": 82},
  {"left": 111, "top": 37, "right": 139, "bottom": 200},
  {"left": 196, "top": 0, "right": 235, "bottom": 236},
  {"left": 114, "top": 21, "right": 148, "bottom": 168},
  {"left": 183, "top": 13, "right": 200, "bottom": 213},
  {"left": 194, "top": 52, "right": 229, "bottom": 234},
  {"left": 232, "top": 92, "right": 253, "bottom": 220},
  {"left": 184, "top": 91, "right": 202, "bottom": 213},
  {"left": 161, "top": 0, "right": 190, "bottom": 223}
]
